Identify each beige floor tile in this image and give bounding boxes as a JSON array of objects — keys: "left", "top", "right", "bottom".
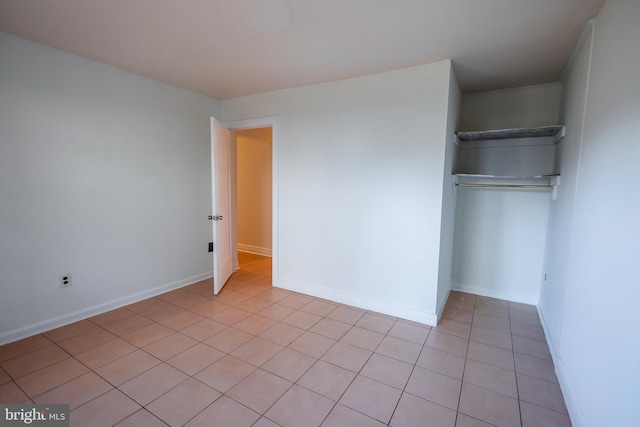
[
  {"left": 44, "top": 320, "right": 99, "bottom": 343},
  {"left": 434, "top": 318, "right": 472, "bottom": 339},
  {"left": 390, "top": 392, "right": 457, "bottom": 427},
  {"left": 511, "top": 322, "right": 547, "bottom": 342},
  {"left": 33, "top": 372, "right": 112, "bottom": 409},
  {"left": 125, "top": 297, "right": 166, "bottom": 313},
  {"left": 262, "top": 348, "right": 316, "bottom": 382},
  {"left": 226, "top": 368, "right": 292, "bottom": 414},
  {"left": 57, "top": 328, "right": 117, "bottom": 355},
  {"left": 339, "top": 375, "right": 402, "bottom": 424},
  {"left": 405, "top": 366, "right": 461, "bottom": 410},
  {"left": 75, "top": 338, "right": 137, "bottom": 369},
  {"left": 340, "top": 326, "right": 384, "bottom": 351},
  {"left": 1, "top": 344, "right": 69, "bottom": 378},
  {"left": 442, "top": 307, "right": 474, "bottom": 324},
  {"left": 166, "top": 343, "right": 225, "bottom": 375},
  {"left": 212, "top": 306, "right": 253, "bottom": 325},
  {"left": 425, "top": 330, "right": 469, "bottom": 357},
  {"left": 459, "top": 382, "right": 521, "bottom": 427},
  {"left": 298, "top": 360, "right": 356, "bottom": 401},
  {"left": 0, "top": 335, "right": 53, "bottom": 363},
  {"left": 472, "top": 312, "right": 511, "bottom": 333},
  {"left": 388, "top": 320, "right": 430, "bottom": 345},
  {"left": 309, "top": 318, "right": 352, "bottom": 340},
  {"left": 289, "top": 332, "right": 336, "bottom": 358},
  {"left": 204, "top": 326, "right": 254, "bottom": 353},
  {"left": 517, "top": 373, "right": 568, "bottom": 414},
  {"left": 231, "top": 336, "right": 283, "bottom": 367},
  {"left": 520, "top": 401, "right": 572, "bottom": 427},
  {"left": 326, "top": 306, "right": 366, "bottom": 325},
  {"left": 185, "top": 396, "right": 260, "bottom": 427},
  {"left": 189, "top": 300, "right": 231, "bottom": 318},
  {"left": 0, "top": 381, "right": 30, "bottom": 403},
  {"left": 180, "top": 318, "right": 227, "bottom": 341},
  {"left": 146, "top": 378, "right": 221, "bottom": 426},
  {"left": 0, "top": 367, "right": 9, "bottom": 384},
  {"left": 234, "top": 314, "right": 277, "bottom": 335},
  {"left": 102, "top": 314, "right": 155, "bottom": 337},
  {"left": 375, "top": 335, "right": 422, "bottom": 364},
  {"left": 172, "top": 294, "right": 211, "bottom": 310},
  {"left": 260, "top": 322, "right": 305, "bottom": 346},
  {"left": 89, "top": 307, "right": 136, "bottom": 327},
  {"left": 70, "top": 388, "right": 140, "bottom": 427},
  {"left": 142, "top": 332, "right": 198, "bottom": 361},
  {"left": 121, "top": 323, "right": 174, "bottom": 347},
  {"left": 416, "top": 346, "right": 466, "bottom": 380},
  {"left": 281, "top": 310, "right": 323, "bottom": 330},
  {"left": 508, "top": 301, "right": 538, "bottom": 315},
  {"left": 16, "top": 357, "right": 90, "bottom": 397},
  {"left": 277, "top": 294, "right": 313, "bottom": 310},
  {"left": 510, "top": 310, "right": 542, "bottom": 327},
  {"left": 235, "top": 297, "right": 273, "bottom": 313},
  {"left": 159, "top": 311, "right": 206, "bottom": 331},
  {"left": 466, "top": 340, "right": 515, "bottom": 372},
  {"left": 355, "top": 313, "right": 396, "bottom": 334},
  {"left": 195, "top": 355, "right": 256, "bottom": 393},
  {"left": 360, "top": 353, "right": 412, "bottom": 389},
  {"left": 470, "top": 326, "right": 512, "bottom": 351},
  {"left": 514, "top": 353, "right": 558, "bottom": 383},
  {"left": 141, "top": 303, "right": 185, "bottom": 322},
  {"left": 114, "top": 409, "right": 168, "bottom": 427},
  {"left": 512, "top": 336, "right": 551, "bottom": 360},
  {"left": 266, "top": 384, "right": 335, "bottom": 426},
  {"left": 119, "top": 363, "right": 188, "bottom": 406},
  {"left": 473, "top": 304, "right": 510, "bottom": 320},
  {"left": 321, "top": 341, "right": 372, "bottom": 373},
  {"left": 321, "top": 404, "right": 385, "bottom": 427},
  {"left": 455, "top": 413, "right": 496, "bottom": 427},
  {"left": 94, "top": 350, "right": 161, "bottom": 386},
  {"left": 254, "top": 288, "right": 291, "bottom": 303},
  {"left": 464, "top": 359, "right": 518, "bottom": 398},
  {"left": 215, "top": 291, "right": 253, "bottom": 307},
  {"left": 301, "top": 299, "right": 339, "bottom": 317}
]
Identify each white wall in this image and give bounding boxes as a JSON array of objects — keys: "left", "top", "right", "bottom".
[
  {"left": 539, "top": 1, "right": 640, "bottom": 426},
  {"left": 222, "top": 62, "right": 454, "bottom": 324},
  {"left": 435, "top": 67, "right": 461, "bottom": 314},
  {"left": 461, "top": 83, "right": 562, "bottom": 131},
  {"left": 235, "top": 128, "right": 272, "bottom": 256},
  {"left": 0, "top": 33, "right": 220, "bottom": 344}
]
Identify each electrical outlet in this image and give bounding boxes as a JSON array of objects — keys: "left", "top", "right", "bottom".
[
  {"left": 208, "top": 242, "right": 213, "bottom": 252},
  {"left": 60, "top": 274, "right": 72, "bottom": 288}
]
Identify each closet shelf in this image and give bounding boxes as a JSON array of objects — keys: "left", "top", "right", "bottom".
[
  {"left": 452, "top": 174, "right": 561, "bottom": 199},
  {"left": 456, "top": 125, "right": 565, "bottom": 141}
]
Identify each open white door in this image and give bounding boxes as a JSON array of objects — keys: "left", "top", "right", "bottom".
[{"left": 211, "top": 118, "right": 233, "bottom": 294}]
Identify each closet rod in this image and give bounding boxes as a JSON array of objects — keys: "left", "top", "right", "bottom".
[{"left": 455, "top": 183, "right": 553, "bottom": 189}]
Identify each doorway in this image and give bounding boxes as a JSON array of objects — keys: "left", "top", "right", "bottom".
[{"left": 231, "top": 126, "right": 273, "bottom": 285}]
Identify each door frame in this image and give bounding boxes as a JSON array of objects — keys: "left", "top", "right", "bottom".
[{"left": 224, "top": 116, "right": 279, "bottom": 284}]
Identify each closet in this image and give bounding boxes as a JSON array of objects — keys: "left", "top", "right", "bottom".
[{"left": 450, "top": 116, "right": 565, "bottom": 304}]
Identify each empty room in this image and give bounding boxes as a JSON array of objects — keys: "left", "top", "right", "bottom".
[{"left": 0, "top": 1, "right": 638, "bottom": 426}]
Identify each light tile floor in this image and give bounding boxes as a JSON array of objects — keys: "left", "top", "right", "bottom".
[{"left": 0, "top": 252, "right": 571, "bottom": 426}]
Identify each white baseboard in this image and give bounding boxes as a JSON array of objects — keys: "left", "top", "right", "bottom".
[
  {"left": 537, "top": 306, "right": 582, "bottom": 427},
  {"left": 237, "top": 244, "right": 272, "bottom": 257},
  {"left": 275, "top": 277, "right": 438, "bottom": 326},
  {"left": 0, "top": 271, "right": 213, "bottom": 346},
  {"left": 452, "top": 284, "right": 539, "bottom": 305}
]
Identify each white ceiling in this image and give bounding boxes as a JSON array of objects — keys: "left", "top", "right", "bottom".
[{"left": 0, "top": 0, "right": 605, "bottom": 99}]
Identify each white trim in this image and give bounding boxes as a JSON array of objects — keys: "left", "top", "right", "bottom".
[
  {"left": 452, "top": 284, "right": 539, "bottom": 305},
  {"left": 0, "top": 272, "right": 213, "bottom": 346},
  {"left": 436, "top": 287, "right": 452, "bottom": 323},
  {"left": 237, "top": 245, "right": 272, "bottom": 257},
  {"left": 275, "top": 278, "right": 438, "bottom": 326},
  {"left": 538, "top": 306, "right": 582, "bottom": 427}
]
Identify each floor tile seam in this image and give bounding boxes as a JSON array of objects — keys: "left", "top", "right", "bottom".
[
  {"left": 0, "top": 342, "right": 74, "bottom": 380},
  {"left": 517, "top": 397, "right": 570, "bottom": 416},
  {"left": 513, "top": 370, "right": 564, "bottom": 388},
  {"left": 16, "top": 355, "right": 95, "bottom": 399},
  {"left": 509, "top": 318, "right": 544, "bottom": 330},
  {"left": 512, "top": 349, "right": 552, "bottom": 362}
]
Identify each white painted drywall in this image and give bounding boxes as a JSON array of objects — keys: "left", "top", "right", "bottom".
[
  {"left": 222, "top": 62, "right": 453, "bottom": 324},
  {"left": 461, "top": 83, "right": 562, "bottom": 131},
  {"left": 235, "top": 129, "right": 272, "bottom": 256},
  {"left": 0, "top": 33, "right": 220, "bottom": 343},
  {"left": 436, "top": 67, "right": 461, "bottom": 315},
  {"left": 539, "top": 1, "right": 640, "bottom": 426}
]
